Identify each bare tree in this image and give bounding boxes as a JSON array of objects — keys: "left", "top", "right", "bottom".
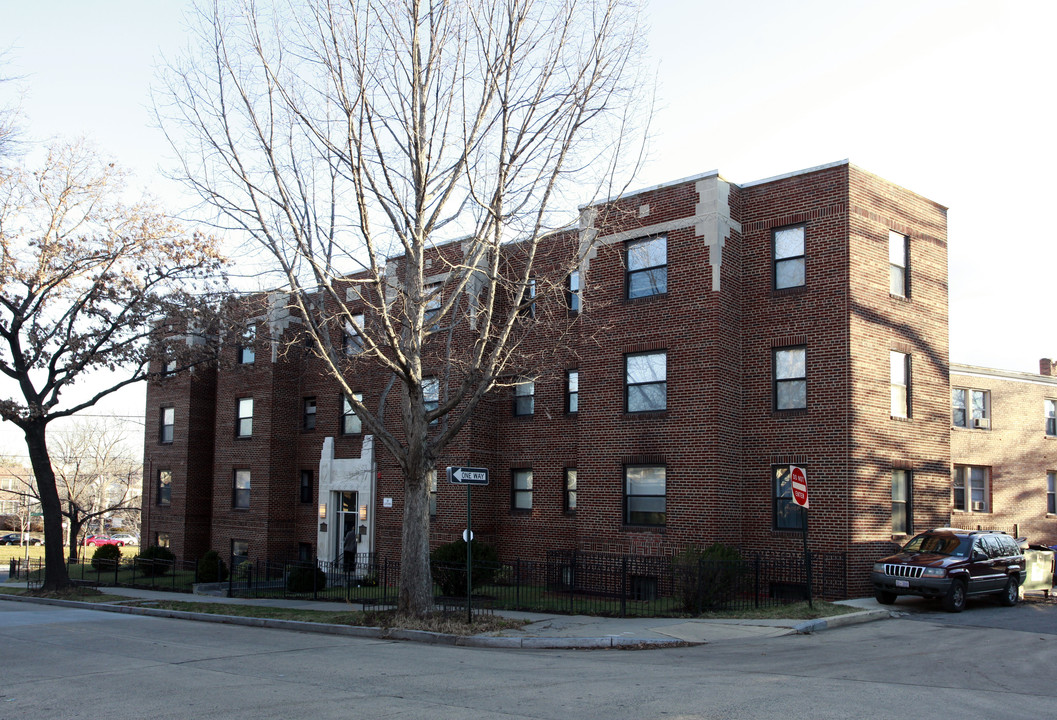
[
  {"left": 160, "top": 0, "right": 647, "bottom": 616},
  {"left": 0, "top": 140, "right": 226, "bottom": 590}
]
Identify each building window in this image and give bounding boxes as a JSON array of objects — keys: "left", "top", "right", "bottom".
[
  {"left": 625, "top": 351, "right": 666, "bottom": 412},
  {"left": 424, "top": 283, "right": 441, "bottom": 324},
  {"left": 519, "top": 278, "right": 536, "bottom": 318},
  {"left": 1048, "top": 472, "right": 1056, "bottom": 514},
  {"left": 156, "top": 532, "right": 170, "bottom": 548},
  {"left": 238, "top": 325, "right": 255, "bottom": 364},
  {"left": 163, "top": 357, "right": 177, "bottom": 375},
  {"left": 342, "top": 393, "right": 363, "bottom": 435},
  {"left": 952, "top": 388, "right": 989, "bottom": 429},
  {"left": 236, "top": 397, "right": 253, "bottom": 438},
  {"left": 159, "top": 406, "right": 175, "bottom": 444},
  {"left": 423, "top": 377, "right": 438, "bottom": 423},
  {"left": 773, "top": 465, "right": 806, "bottom": 530},
  {"left": 566, "top": 370, "right": 579, "bottom": 414},
  {"left": 892, "top": 469, "right": 911, "bottom": 535},
  {"left": 298, "top": 543, "right": 313, "bottom": 563},
  {"left": 625, "top": 465, "right": 665, "bottom": 526},
  {"left": 429, "top": 470, "right": 437, "bottom": 517},
  {"left": 773, "top": 225, "right": 805, "bottom": 290},
  {"left": 626, "top": 236, "right": 667, "bottom": 299},
  {"left": 343, "top": 313, "right": 364, "bottom": 355},
  {"left": 512, "top": 469, "right": 533, "bottom": 512},
  {"left": 568, "top": 270, "right": 581, "bottom": 313},
  {"left": 889, "top": 230, "right": 908, "bottom": 297},
  {"left": 514, "top": 379, "right": 535, "bottom": 416},
  {"left": 303, "top": 397, "right": 317, "bottom": 430},
  {"left": 774, "top": 347, "right": 807, "bottom": 410},
  {"left": 231, "top": 539, "right": 249, "bottom": 565},
  {"left": 953, "top": 465, "right": 989, "bottom": 513},
  {"left": 890, "top": 351, "right": 910, "bottom": 418},
  {"left": 157, "top": 470, "right": 172, "bottom": 506},
  {"left": 564, "top": 468, "right": 577, "bottom": 513},
  {"left": 233, "top": 469, "right": 251, "bottom": 509},
  {"left": 300, "top": 469, "right": 313, "bottom": 504},
  {"left": 1046, "top": 400, "right": 1056, "bottom": 436}
]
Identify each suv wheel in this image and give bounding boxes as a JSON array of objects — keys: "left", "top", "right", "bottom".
[
  {"left": 875, "top": 590, "right": 897, "bottom": 605},
  {"left": 1000, "top": 577, "right": 1019, "bottom": 607},
  {"left": 942, "top": 579, "right": 967, "bottom": 613}
]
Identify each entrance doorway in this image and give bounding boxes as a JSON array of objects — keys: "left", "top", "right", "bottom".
[{"left": 336, "top": 491, "right": 358, "bottom": 571}]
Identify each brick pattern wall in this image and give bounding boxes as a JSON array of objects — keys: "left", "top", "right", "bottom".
[{"left": 142, "top": 161, "right": 954, "bottom": 599}]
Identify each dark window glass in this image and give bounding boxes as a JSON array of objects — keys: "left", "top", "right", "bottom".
[
  {"left": 566, "top": 370, "right": 579, "bottom": 413},
  {"left": 233, "top": 469, "right": 251, "bottom": 508},
  {"left": 565, "top": 468, "right": 577, "bottom": 513},
  {"left": 238, "top": 325, "right": 256, "bottom": 364},
  {"left": 236, "top": 397, "right": 253, "bottom": 437},
  {"left": 159, "top": 407, "right": 175, "bottom": 444},
  {"left": 626, "top": 352, "right": 666, "bottom": 412},
  {"left": 773, "top": 465, "right": 805, "bottom": 530},
  {"left": 627, "top": 236, "right": 667, "bottom": 299},
  {"left": 625, "top": 465, "right": 665, "bottom": 526},
  {"left": 514, "top": 380, "right": 534, "bottom": 416},
  {"left": 892, "top": 469, "right": 911, "bottom": 535},
  {"left": 303, "top": 397, "right": 317, "bottom": 430},
  {"left": 774, "top": 347, "right": 806, "bottom": 410},
  {"left": 512, "top": 469, "right": 533, "bottom": 511},
  {"left": 157, "top": 470, "right": 172, "bottom": 506},
  {"left": 773, "top": 226, "right": 805, "bottom": 289},
  {"left": 300, "top": 470, "right": 313, "bottom": 504}
]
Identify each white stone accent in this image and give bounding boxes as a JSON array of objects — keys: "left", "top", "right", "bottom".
[{"left": 317, "top": 435, "right": 376, "bottom": 564}]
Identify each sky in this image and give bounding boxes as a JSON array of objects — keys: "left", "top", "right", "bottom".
[{"left": 1, "top": 0, "right": 1054, "bottom": 457}]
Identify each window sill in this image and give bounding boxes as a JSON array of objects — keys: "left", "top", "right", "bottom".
[
  {"left": 622, "top": 525, "right": 665, "bottom": 533},
  {"left": 623, "top": 292, "right": 668, "bottom": 305},
  {"left": 623, "top": 411, "right": 668, "bottom": 420},
  {"left": 773, "top": 408, "right": 808, "bottom": 418},
  {"left": 951, "top": 509, "right": 991, "bottom": 515},
  {"left": 771, "top": 285, "right": 807, "bottom": 298},
  {"left": 772, "top": 527, "right": 806, "bottom": 535},
  {"left": 509, "top": 509, "right": 533, "bottom": 517},
  {"left": 890, "top": 415, "right": 912, "bottom": 422},
  {"left": 889, "top": 293, "right": 911, "bottom": 303},
  {"left": 512, "top": 414, "right": 535, "bottom": 420},
  {"left": 951, "top": 426, "right": 990, "bottom": 432}
]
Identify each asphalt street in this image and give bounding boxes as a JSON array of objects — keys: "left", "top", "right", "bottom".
[{"left": 1, "top": 599, "right": 1055, "bottom": 719}]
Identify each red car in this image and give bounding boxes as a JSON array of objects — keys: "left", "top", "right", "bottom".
[{"left": 84, "top": 535, "right": 123, "bottom": 547}]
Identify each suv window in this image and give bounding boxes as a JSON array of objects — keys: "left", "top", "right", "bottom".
[{"left": 903, "top": 532, "right": 970, "bottom": 556}]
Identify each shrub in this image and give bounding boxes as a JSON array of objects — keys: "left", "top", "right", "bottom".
[
  {"left": 286, "top": 565, "right": 327, "bottom": 593},
  {"left": 91, "top": 543, "right": 122, "bottom": 571},
  {"left": 197, "top": 550, "right": 228, "bottom": 583},
  {"left": 430, "top": 539, "right": 500, "bottom": 597},
  {"left": 137, "top": 545, "right": 176, "bottom": 577},
  {"left": 673, "top": 543, "right": 747, "bottom": 612},
  {"left": 234, "top": 560, "right": 253, "bottom": 580}
]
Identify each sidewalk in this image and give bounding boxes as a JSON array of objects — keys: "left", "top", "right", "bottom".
[{"left": 0, "top": 581, "right": 889, "bottom": 649}]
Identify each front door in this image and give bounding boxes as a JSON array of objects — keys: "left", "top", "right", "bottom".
[{"left": 336, "top": 491, "right": 358, "bottom": 571}]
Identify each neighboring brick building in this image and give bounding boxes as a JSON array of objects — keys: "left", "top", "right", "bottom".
[
  {"left": 950, "top": 361, "right": 1057, "bottom": 545},
  {"left": 141, "top": 160, "right": 952, "bottom": 597}
]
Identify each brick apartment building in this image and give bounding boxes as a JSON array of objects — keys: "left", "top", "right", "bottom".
[
  {"left": 141, "top": 160, "right": 953, "bottom": 597},
  {"left": 949, "top": 360, "right": 1057, "bottom": 545}
]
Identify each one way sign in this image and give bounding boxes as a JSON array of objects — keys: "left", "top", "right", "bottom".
[{"left": 447, "top": 466, "right": 490, "bottom": 486}]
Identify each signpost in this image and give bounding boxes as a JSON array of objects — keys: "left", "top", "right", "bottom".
[
  {"left": 790, "top": 465, "right": 812, "bottom": 608},
  {"left": 447, "top": 467, "right": 490, "bottom": 622}
]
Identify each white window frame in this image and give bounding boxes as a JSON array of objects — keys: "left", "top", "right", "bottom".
[
  {"left": 890, "top": 351, "right": 910, "bottom": 418},
  {"left": 889, "top": 230, "right": 908, "bottom": 297}
]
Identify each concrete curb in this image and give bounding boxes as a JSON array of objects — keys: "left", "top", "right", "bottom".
[
  {"left": 792, "top": 609, "right": 890, "bottom": 634},
  {"left": 0, "top": 591, "right": 886, "bottom": 648}
]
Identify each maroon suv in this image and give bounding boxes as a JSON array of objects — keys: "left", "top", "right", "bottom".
[{"left": 870, "top": 528, "right": 1024, "bottom": 612}]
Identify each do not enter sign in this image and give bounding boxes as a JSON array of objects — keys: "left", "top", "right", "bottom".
[{"left": 790, "top": 465, "right": 809, "bottom": 508}]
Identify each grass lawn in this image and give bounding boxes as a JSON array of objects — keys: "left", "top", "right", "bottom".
[{"left": 0, "top": 544, "right": 141, "bottom": 564}]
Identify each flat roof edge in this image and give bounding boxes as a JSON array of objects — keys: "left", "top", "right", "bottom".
[
  {"left": 579, "top": 169, "right": 721, "bottom": 210},
  {"left": 738, "top": 159, "right": 850, "bottom": 189},
  {"left": 951, "top": 362, "right": 1057, "bottom": 386}
]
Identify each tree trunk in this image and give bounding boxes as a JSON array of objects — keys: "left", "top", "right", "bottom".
[
  {"left": 67, "top": 516, "right": 84, "bottom": 563},
  {"left": 398, "top": 459, "right": 434, "bottom": 617},
  {"left": 23, "top": 421, "right": 72, "bottom": 590}
]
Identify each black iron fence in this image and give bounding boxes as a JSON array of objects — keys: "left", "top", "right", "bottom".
[{"left": 8, "top": 548, "right": 847, "bottom": 618}]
